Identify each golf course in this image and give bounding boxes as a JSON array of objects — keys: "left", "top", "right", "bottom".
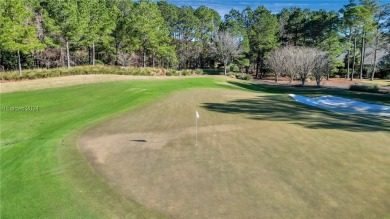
[{"left": 1, "top": 76, "right": 389, "bottom": 218}]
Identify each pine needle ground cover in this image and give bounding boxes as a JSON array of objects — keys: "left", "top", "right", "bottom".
[{"left": 1, "top": 77, "right": 389, "bottom": 218}]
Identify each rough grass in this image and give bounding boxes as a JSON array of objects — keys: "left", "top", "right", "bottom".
[
  {"left": 0, "top": 65, "right": 202, "bottom": 81},
  {"left": 1, "top": 77, "right": 389, "bottom": 218}
]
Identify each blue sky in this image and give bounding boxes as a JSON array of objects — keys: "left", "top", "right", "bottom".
[{"left": 166, "top": 0, "right": 389, "bottom": 16}]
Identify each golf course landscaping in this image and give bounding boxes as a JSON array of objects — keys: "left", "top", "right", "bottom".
[{"left": 1, "top": 76, "right": 390, "bottom": 218}]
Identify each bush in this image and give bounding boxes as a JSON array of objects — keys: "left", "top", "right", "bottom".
[
  {"left": 227, "top": 72, "right": 236, "bottom": 78},
  {"left": 181, "top": 69, "right": 192, "bottom": 76},
  {"left": 229, "top": 64, "right": 240, "bottom": 72},
  {"left": 95, "top": 60, "right": 104, "bottom": 65},
  {"left": 195, "top": 69, "right": 203, "bottom": 75},
  {"left": 233, "top": 73, "right": 252, "bottom": 81},
  {"left": 350, "top": 84, "right": 380, "bottom": 93}
]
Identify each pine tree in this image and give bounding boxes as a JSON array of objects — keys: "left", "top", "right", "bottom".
[
  {"left": 248, "top": 6, "right": 279, "bottom": 78},
  {"left": 131, "top": 0, "right": 175, "bottom": 67},
  {"left": 82, "top": 0, "right": 115, "bottom": 65},
  {"left": 44, "top": 0, "right": 89, "bottom": 68},
  {"left": 0, "top": 0, "right": 44, "bottom": 75}
]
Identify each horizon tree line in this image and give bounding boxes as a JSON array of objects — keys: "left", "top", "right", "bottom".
[{"left": 0, "top": 0, "right": 389, "bottom": 80}]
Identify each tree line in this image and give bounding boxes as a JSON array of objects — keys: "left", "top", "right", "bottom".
[{"left": 0, "top": 0, "right": 389, "bottom": 80}]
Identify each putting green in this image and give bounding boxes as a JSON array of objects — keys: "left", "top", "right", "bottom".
[{"left": 80, "top": 88, "right": 390, "bottom": 218}]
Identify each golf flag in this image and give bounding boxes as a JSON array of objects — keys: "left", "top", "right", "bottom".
[{"left": 196, "top": 110, "right": 199, "bottom": 119}]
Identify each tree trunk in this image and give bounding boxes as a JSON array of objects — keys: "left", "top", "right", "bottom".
[
  {"left": 371, "top": 30, "right": 380, "bottom": 81},
  {"left": 255, "top": 54, "right": 260, "bottom": 78},
  {"left": 34, "top": 51, "right": 39, "bottom": 68},
  {"left": 347, "top": 31, "right": 352, "bottom": 79},
  {"left": 316, "top": 77, "right": 321, "bottom": 87},
  {"left": 88, "top": 46, "right": 91, "bottom": 65},
  {"left": 359, "top": 35, "right": 365, "bottom": 79},
  {"left": 259, "top": 51, "right": 264, "bottom": 79},
  {"left": 115, "top": 46, "right": 119, "bottom": 66},
  {"left": 143, "top": 48, "right": 146, "bottom": 68},
  {"left": 301, "top": 77, "right": 306, "bottom": 86},
  {"left": 224, "top": 59, "right": 227, "bottom": 75},
  {"left": 152, "top": 52, "right": 155, "bottom": 68},
  {"left": 289, "top": 74, "right": 294, "bottom": 83},
  {"left": 351, "top": 36, "right": 357, "bottom": 81},
  {"left": 66, "top": 40, "right": 70, "bottom": 68},
  {"left": 92, "top": 42, "right": 95, "bottom": 66},
  {"left": 60, "top": 47, "right": 65, "bottom": 67},
  {"left": 275, "top": 74, "right": 278, "bottom": 83},
  {"left": 346, "top": 49, "right": 350, "bottom": 79},
  {"left": 17, "top": 50, "right": 22, "bottom": 76}
]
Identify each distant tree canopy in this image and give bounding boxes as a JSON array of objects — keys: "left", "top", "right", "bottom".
[{"left": 0, "top": 0, "right": 389, "bottom": 79}]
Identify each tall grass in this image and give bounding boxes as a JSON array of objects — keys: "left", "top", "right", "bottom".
[{"left": 0, "top": 65, "right": 203, "bottom": 81}]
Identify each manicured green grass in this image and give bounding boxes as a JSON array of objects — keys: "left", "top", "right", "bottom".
[
  {"left": 0, "top": 78, "right": 226, "bottom": 218},
  {"left": 1, "top": 77, "right": 389, "bottom": 218}
]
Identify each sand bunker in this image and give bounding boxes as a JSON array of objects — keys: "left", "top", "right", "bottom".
[{"left": 290, "top": 94, "right": 390, "bottom": 117}]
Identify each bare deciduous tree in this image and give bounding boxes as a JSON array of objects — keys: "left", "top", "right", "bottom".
[
  {"left": 313, "top": 52, "right": 331, "bottom": 86},
  {"left": 212, "top": 31, "right": 244, "bottom": 75},
  {"left": 266, "top": 46, "right": 300, "bottom": 82},
  {"left": 267, "top": 46, "right": 331, "bottom": 86},
  {"left": 266, "top": 48, "right": 288, "bottom": 82}
]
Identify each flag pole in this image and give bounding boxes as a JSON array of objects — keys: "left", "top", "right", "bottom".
[
  {"left": 195, "top": 110, "right": 199, "bottom": 146},
  {"left": 195, "top": 112, "right": 198, "bottom": 146}
]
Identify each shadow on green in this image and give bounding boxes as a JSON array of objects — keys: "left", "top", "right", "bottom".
[{"left": 202, "top": 81, "right": 390, "bottom": 132}]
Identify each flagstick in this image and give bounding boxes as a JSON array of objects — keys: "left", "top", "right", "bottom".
[{"left": 195, "top": 114, "right": 198, "bottom": 146}]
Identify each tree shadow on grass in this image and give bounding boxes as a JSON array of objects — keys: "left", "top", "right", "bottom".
[
  {"left": 203, "top": 89, "right": 390, "bottom": 133},
  {"left": 227, "top": 81, "right": 390, "bottom": 104}
]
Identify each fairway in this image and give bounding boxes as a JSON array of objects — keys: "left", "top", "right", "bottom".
[
  {"left": 1, "top": 77, "right": 390, "bottom": 218},
  {"left": 80, "top": 88, "right": 390, "bottom": 218}
]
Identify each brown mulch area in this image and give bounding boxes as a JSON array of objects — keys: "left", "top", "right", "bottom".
[{"left": 254, "top": 77, "right": 365, "bottom": 89}]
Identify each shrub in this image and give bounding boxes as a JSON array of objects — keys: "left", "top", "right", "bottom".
[
  {"left": 95, "top": 60, "right": 104, "bottom": 65},
  {"left": 195, "top": 69, "right": 203, "bottom": 75},
  {"left": 227, "top": 72, "right": 236, "bottom": 78},
  {"left": 229, "top": 64, "right": 240, "bottom": 72},
  {"left": 233, "top": 73, "right": 252, "bottom": 81},
  {"left": 350, "top": 84, "right": 380, "bottom": 93},
  {"left": 181, "top": 69, "right": 192, "bottom": 76}
]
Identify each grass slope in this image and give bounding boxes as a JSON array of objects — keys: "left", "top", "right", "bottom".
[
  {"left": 0, "top": 78, "right": 226, "bottom": 218},
  {"left": 1, "top": 77, "right": 389, "bottom": 218}
]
